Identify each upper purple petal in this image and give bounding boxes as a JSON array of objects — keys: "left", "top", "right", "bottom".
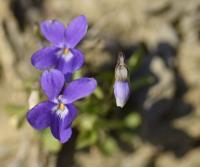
[
  {"left": 50, "top": 110, "right": 72, "bottom": 143},
  {"left": 114, "top": 81, "right": 130, "bottom": 108},
  {"left": 40, "top": 20, "right": 65, "bottom": 45},
  {"left": 56, "top": 49, "right": 84, "bottom": 74},
  {"left": 65, "top": 15, "right": 88, "bottom": 48},
  {"left": 62, "top": 77, "right": 97, "bottom": 104},
  {"left": 27, "top": 101, "right": 55, "bottom": 130},
  {"left": 40, "top": 69, "right": 65, "bottom": 101},
  {"left": 31, "top": 47, "right": 59, "bottom": 70}
]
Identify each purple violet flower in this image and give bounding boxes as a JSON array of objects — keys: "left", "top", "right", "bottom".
[
  {"left": 31, "top": 15, "right": 88, "bottom": 75},
  {"left": 27, "top": 69, "right": 97, "bottom": 143},
  {"left": 114, "top": 53, "right": 130, "bottom": 108}
]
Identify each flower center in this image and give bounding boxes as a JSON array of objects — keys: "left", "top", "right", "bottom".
[
  {"left": 58, "top": 103, "right": 65, "bottom": 111},
  {"left": 54, "top": 103, "right": 69, "bottom": 119},
  {"left": 63, "top": 48, "right": 69, "bottom": 55}
]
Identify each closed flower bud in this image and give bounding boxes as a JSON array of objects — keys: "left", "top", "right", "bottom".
[{"left": 114, "top": 53, "right": 130, "bottom": 108}]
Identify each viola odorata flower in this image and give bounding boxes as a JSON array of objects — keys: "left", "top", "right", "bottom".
[
  {"left": 27, "top": 69, "right": 97, "bottom": 143},
  {"left": 31, "top": 15, "right": 88, "bottom": 75},
  {"left": 114, "top": 53, "right": 130, "bottom": 108}
]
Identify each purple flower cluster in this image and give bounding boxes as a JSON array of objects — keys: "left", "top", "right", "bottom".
[{"left": 27, "top": 16, "right": 97, "bottom": 143}]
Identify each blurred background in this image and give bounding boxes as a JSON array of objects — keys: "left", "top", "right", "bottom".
[{"left": 1, "top": 0, "right": 200, "bottom": 166}]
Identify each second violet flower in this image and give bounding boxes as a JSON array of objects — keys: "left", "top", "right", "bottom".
[{"left": 27, "top": 69, "right": 97, "bottom": 143}]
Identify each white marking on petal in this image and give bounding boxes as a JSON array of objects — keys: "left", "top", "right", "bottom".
[
  {"left": 62, "top": 51, "right": 73, "bottom": 62},
  {"left": 56, "top": 48, "right": 74, "bottom": 64},
  {"left": 56, "top": 48, "right": 64, "bottom": 56},
  {"left": 52, "top": 104, "right": 69, "bottom": 119}
]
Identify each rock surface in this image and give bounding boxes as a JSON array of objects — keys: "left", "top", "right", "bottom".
[{"left": 1, "top": 0, "right": 200, "bottom": 166}]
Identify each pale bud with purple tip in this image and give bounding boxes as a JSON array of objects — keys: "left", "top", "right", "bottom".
[{"left": 114, "top": 53, "right": 130, "bottom": 108}]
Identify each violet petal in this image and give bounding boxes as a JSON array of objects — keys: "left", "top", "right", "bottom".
[
  {"left": 64, "top": 104, "right": 78, "bottom": 128},
  {"left": 40, "top": 20, "right": 65, "bottom": 45},
  {"left": 62, "top": 77, "right": 97, "bottom": 104},
  {"left": 27, "top": 101, "right": 55, "bottom": 130},
  {"left": 50, "top": 110, "right": 72, "bottom": 143},
  {"left": 56, "top": 49, "right": 84, "bottom": 74},
  {"left": 31, "top": 47, "right": 59, "bottom": 70},
  {"left": 65, "top": 15, "right": 88, "bottom": 48},
  {"left": 40, "top": 69, "right": 64, "bottom": 101},
  {"left": 114, "top": 81, "right": 130, "bottom": 108}
]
